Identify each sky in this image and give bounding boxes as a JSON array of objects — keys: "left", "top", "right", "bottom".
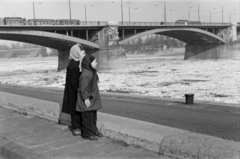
[{"left": 0, "top": 0, "right": 239, "bottom": 45}]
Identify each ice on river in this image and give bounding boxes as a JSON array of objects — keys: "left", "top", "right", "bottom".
[{"left": 0, "top": 52, "right": 239, "bottom": 105}]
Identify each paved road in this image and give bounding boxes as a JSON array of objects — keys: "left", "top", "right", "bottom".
[{"left": 0, "top": 84, "right": 240, "bottom": 142}]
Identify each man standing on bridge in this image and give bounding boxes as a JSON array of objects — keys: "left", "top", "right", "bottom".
[{"left": 62, "top": 43, "right": 85, "bottom": 136}]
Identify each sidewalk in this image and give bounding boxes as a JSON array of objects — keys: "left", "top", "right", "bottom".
[
  {"left": 0, "top": 84, "right": 240, "bottom": 159},
  {"left": 0, "top": 107, "right": 172, "bottom": 159}
]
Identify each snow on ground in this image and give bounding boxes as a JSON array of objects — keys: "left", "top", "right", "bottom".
[{"left": 0, "top": 51, "right": 239, "bottom": 105}]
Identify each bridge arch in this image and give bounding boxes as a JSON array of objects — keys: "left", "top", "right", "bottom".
[
  {"left": 0, "top": 29, "right": 100, "bottom": 50},
  {"left": 119, "top": 28, "right": 225, "bottom": 45}
]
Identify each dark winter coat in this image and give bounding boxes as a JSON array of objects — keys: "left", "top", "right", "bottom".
[
  {"left": 62, "top": 60, "right": 81, "bottom": 114},
  {"left": 76, "top": 68, "right": 102, "bottom": 112}
]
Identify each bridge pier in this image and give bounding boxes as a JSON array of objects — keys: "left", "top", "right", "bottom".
[
  {"left": 185, "top": 43, "right": 240, "bottom": 60},
  {"left": 57, "top": 50, "right": 70, "bottom": 71},
  {"left": 95, "top": 22, "right": 128, "bottom": 73},
  {"left": 57, "top": 22, "right": 128, "bottom": 72}
]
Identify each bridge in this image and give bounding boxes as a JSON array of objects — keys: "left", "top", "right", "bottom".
[{"left": 0, "top": 21, "right": 239, "bottom": 71}]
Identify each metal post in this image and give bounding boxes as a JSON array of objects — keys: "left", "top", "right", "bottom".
[
  {"left": 210, "top": 12, "right": 211, "bottom": 23},
  {"left": 121, "top": 0, "right": 123, "bottom": 24},
  {"left": 222, "top": 6, "right": 223, "bottom": 23},
  {"left": 33, "top": 2, "right": 35, "bottom": 20},
  {"left": 188, "top": 10, "right": 190, "bottom": 21},
  {"left": 129, "top": 7, "right": 130, "bottom": 23},
  {"left": 69, "top": 0, "right": 72, "bottom": 21},
  {"left": 164, "top": 1, "right": 166, "bottom": 23},
  {"left": 85, "top": 4, "right": 87, "bottom": 24},
  {"left": 198, "top": 4, "right": 200, "bottom": 21}
]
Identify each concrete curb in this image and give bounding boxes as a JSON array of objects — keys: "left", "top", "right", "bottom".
[{"left": 0, "top": 90, "right": 240, "bottom": 159}]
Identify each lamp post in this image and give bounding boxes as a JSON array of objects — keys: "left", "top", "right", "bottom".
[
  {"left": 188, "top": 7, "right": 192, "bottom": 21},
  {"left": 210, "top": 11, "right": 211, "bottom": 23},
  {"left": 128, "top": 7, "right": 137, "bottom": 23},
  {"left": 33, "top": 2, "right": 42, "bottom": 22},
  {"left": 164, "top": 1, "right": 166, "bottom": 23},
  {"left": 85, "top": 4, "right": 87, "bottom": 23},
  {"left": 121, "top": 0, "right": 123, "bottom": 24},
  {"left": 69, "top": 0, "right": 72, "bottom": 21},
  {"left": 33, "top": 2, "right": 35, "bottom": 20},
  {"left": 84, "top": 4, "right": 94, "bottom": 24},
  {"left": 222, "top": 6, "right": 223, "bottom": 23},
  {"left": 128, "top": 7, "right": 130, "bottom": 23},
  {"left": 198, "top": 4, "right": 200, "bottom": 21}
]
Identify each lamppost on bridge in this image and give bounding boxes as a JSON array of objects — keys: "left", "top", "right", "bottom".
[
  {"left": 222, "top": 6, "right": 223, "bottom": 23},
  {"left": 33, "top": 2, "right": 35, "bottom": 20},
  {"left": 128, "top": 7, "right": 130, "bottom": 23},
  {"left": 32, "top": 2, "right": 42, "bottom": 22},
  {"left": 128, "top": 7, "right": 138, "bottom": 23},
  {"left": 188, "top": 7, "right": 192, "bottom": 21},
  {"left": 121, "top": 0, "right": 123, "bottom": 24},
  {"left": 198, "top": 4, "right": 200, "bottom": 21},
  {"left": 215, "top": 6, "right": 224, "bottom": 23},
  {"left": 164, "top": 1, "right": 166, "bottom": 23},
  {"left": 210, "top": 11, "right": 211, "bottom": 23},
  {"left": 68, "top": 0, "right": 72, "bottom": 21},
  {"left": 84, "top": 4, "right": 94, "bottom": 24}
]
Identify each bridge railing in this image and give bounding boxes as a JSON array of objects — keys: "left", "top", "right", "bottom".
[
  {"left": 0, "top": 20, "right": 231, "bottom": 26},
  {"left": 119, "top": 21, "right": 231, "bottom": 26}
]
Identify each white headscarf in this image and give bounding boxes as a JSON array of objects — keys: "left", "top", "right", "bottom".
[{"left": 69, "top": 43, "right": 86, "bottom": 72}]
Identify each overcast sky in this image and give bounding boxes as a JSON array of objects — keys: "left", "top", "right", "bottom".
[{"left": 0, "top": 0, "right": 239, "bottom": 46}]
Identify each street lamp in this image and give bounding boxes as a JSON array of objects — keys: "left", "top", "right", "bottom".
[
  {"left": 210, "top": 11, "right": 211, "bottom": 23},
  {"left": 128, "top": 7, "right": 130, "bottom": 23},
  {"left": 69, "top": 0, "right": 72, "bottom": 21},
  {"left": 155, "top": 4, "right": 162, "bottom": 22},
  {"left": 188, "top": 7, "right": 192, "bottom": 21},
  {"left": 84, "top": 4, "right": 94, "bottom": 24},
  {"left": 33, "top": 2, "right": 35, "bottom": 20},
  {"left": 121, "top": 0, "right": 123, "bottom": 24},
  {"left": 164, "top": 1, "right": 166, "bottom": 23},
  {"left": 222, "top": 6, "right": 223, "bottom": 23},
  {"left": 198, "top": 4, "right": 200, "bottom": 21},
  {"left": 33, "top": 2, "right": 42, "bottom": 20},
  {"left": 128, "top": 7, "right": 137, "bottom": 23}
]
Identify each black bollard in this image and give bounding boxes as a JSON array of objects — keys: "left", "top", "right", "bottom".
[{"left": 185, "top": 94, "right": 194, "bottom": 104}]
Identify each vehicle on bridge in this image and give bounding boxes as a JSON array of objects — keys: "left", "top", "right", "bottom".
[
  {"left": 28, "top": 19, "right": 56, "bottom": 25},
  {"left": 0, "top": 17, "right": 81, "bottom": 26},
  {"left": 55, "top": 19, "right": 80, "bottom": 25},
  {"left": 2, "top": 17, "right": 26, "bottom": 25},
  {"left": 175, "top": 20, "right": 201, "bottom": 25}
]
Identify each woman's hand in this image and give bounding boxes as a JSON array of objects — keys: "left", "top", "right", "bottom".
[{"left": 84, "top": 99, "right": 91, "bottom": 108}]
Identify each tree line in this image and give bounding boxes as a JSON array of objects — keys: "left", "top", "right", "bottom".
[
  {"left": 123, "top": 34, "right": 185, "bottom": 54},
  {"left": 0, "top": 43, "right": 58, "bottom": 58}
]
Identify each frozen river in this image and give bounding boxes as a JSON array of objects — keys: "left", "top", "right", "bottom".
[{"left": 0, "top": 50, "right": 239, "bottom": 105}]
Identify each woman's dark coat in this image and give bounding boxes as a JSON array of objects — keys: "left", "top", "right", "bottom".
[
  {"left": 62, "top": 60, "right": 80, "bottom": 114},
  {"left": 76, "top": 68, "right": 102, "bottom": 112}
]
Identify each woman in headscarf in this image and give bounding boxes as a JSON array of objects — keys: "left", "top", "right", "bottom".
[
  {"left": 62, "top": 43, "right": 85, "bottom": 136},
  {"left": 76, "top": 54, "right": 103, "bottom": 141}
]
